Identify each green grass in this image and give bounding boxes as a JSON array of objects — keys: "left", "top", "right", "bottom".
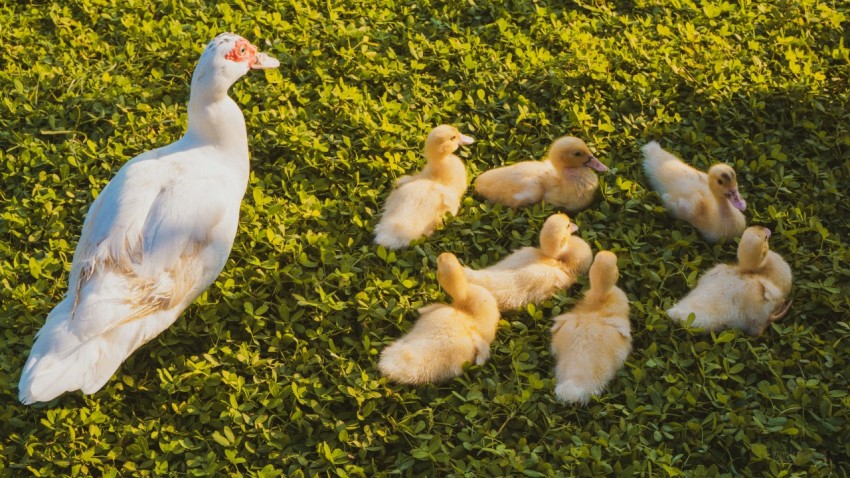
[{"left": 1, "top": 0, "right": 849, "bottom": 476}]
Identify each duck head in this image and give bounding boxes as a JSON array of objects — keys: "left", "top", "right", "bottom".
[
  {"left": 548, "top": 136, "right": 607, "bottom": 172},
  {"left": 707, "top": 164, "right": 746, "bottom": 211},
  {"left": 191, "top": 33, "right": 280, "bottom": 100},
  {"left": 737, "top": 226, "right": 771, "bottom": 272},
  {"left": 424, "top": 125, "right": 474, "bottom": 160},
  {"left": 539, "top": 213, "right": 579, "bottom": 259}
]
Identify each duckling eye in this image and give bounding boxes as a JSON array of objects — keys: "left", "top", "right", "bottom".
[
  {"left": 717, "top": 179, "right": 724, "bottom": 185},
  {"left": 573, "top": 151, "right": 583, "bottom": 157}
]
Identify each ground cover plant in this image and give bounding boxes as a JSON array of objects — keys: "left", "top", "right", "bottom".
[{"left": 1, "top": 0, "right": 848, "bottom": 476}]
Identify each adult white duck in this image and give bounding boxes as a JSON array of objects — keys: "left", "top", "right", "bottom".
[{"left": 18, "top": 33, "right": 279, "bottom": 404}]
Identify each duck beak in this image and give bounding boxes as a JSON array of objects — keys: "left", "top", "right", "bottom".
[
  {"left": 568, "top": 222, "right": 579, "bottom": 234},
  {"left": 584, "top": 155, "right": 608, "bottom": 172},
  {"left": 459, "top": 134, "right": 475, "bottom": 146},
  {"left": 726, "top": 188, "right": 747, "bottom": 211},
  {"left": 251, "top": 52, "right": 280, "bottom": 70}
]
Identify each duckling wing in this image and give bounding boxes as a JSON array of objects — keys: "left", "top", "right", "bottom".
[
  {"left": 732, "top": 277, "right": 789, "bottom": 335},
  {"left": 374, "top": 180, "right": 460, "bottom": 248},
  {"left": 667, "top": 265, "right": 739, "bottom": 328},
  {"left": 471, "top": 332, "right": 492, "bottom": 365},
  {"left": 642, "top": 142, "right": 711, "bottom": 218},
  {"left": 395, "top": 174, "right": 415, "bottom": 187},
  {"left": 601, "top": 316, "right": 632, "bottom": 340},
  {"left": 474, "top": 162, "right": 548, "bottom": 207},
  {"left": 464, "top": 249, "right": 562, "bottom": 310}
]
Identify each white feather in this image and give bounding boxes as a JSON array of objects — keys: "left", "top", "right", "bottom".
[{"left": 18, "top": 33, "right": 277, "bottom": 404}]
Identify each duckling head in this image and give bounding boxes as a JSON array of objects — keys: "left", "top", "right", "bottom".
[
  {"left": 424, "top": 125, "right": 474, "bottom": 161},
  {"left": 587, "top": 251, "right": 619, "bottom": 299},
  {"left": 539, "top": 213, "right": 579, "bottom": 259},
  {"left": 548, "top": 136, "right": 608, "bottom": 172},
  {"left": 437, "top": 252, "right": 469, "bottom": 304},
  {"left": 737, "top": 226, "right": 771, "bottom": 272},
  {"left": 708, "top": 164, "right": 746, "bottom": 211}
]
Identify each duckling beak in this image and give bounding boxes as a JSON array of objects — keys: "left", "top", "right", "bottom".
[
  {"left": 584, "top": 155, "right": 608, "bottom": 172},
  {"left": 459, "top": 134, "right": 475, "bottom": 146},
  {"left": 764, "top": 228, "right": 772, "bottom": 239},
  {"left": 568, "top": 222, "right": 579, "bottom": 234},
  {"left": 251, "top": 52, "right": 280, "bottom": 70},
  {"left": 726, "top": 188, "right": 747, "bottom": 211}
]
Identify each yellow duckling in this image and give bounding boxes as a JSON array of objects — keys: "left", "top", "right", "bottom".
[
  {"left": 463, "top": 213, "right": 592, "bottom": 310},
  {"left": 667, "top": 226, "right": 792, "bottom": 337},
  {"left": 379, "top": 252, "right": 500, "bottom": 384},
  {"left": 374, "top": 125, "right": 474, "bottom": 249},
  {"left": 641, "top": 141, "right": 746, "bottom": 242},
  {"left": 474, "top": 136, "right": 608, "bottom": 211},
  {"left": 550, "top": 251, "right": 632, "bottom": 404}
]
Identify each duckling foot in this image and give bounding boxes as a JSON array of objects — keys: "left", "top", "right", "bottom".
[
  {"left": 768, "top": 300, "right": 793, "bottom": 323},
  {"left": 756, "top": 301, "right": 793, "bottom": 337}
]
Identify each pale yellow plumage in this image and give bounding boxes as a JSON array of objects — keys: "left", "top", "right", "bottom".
[
  {"left": 550, "top": 251, "right": 632, "bottom": 404},
  {"left": 474, "top": 136, "right": 608, "bottom": 211},
  {"left": 667, "top": 226, "right": 792, "bottom": 336},
  {"left": 374, "top": 125, "right": 474, "bottom": 249},
  {"left": 379, "top": 253, "right": 500, "bottom": 384},
  {"left": 642, "top": 141, "right": 747, "bottom": 242},
  {"left": 464, "top": 214, "right": 593, "bottom": 310}
]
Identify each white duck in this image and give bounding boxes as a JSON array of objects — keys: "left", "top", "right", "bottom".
[
  {"left": 474, "top": 136, "right": 608, "bottom": 211},
  {"left": 379, "top": 253, "right": 500, "bottom": 384},
  {"left": 641, "top": 141, "right": 746, "bottom": 242},
  {"left": 463, "top": 213, "right": 592, "bottom": 310},
  {"left": 667, "top": 226, "right": 793, "bottom": 336},
  {"left": 373, "top": 125, "right": 474, "bottom": 249},
  {"left": 550, "top": 251, "right": 631, "bottom": 404},
  {"left": 18, "top": 33, "right": 279, "bottom": 404}
]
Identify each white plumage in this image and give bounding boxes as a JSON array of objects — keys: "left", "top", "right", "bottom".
[{"left": 18, "top": 33, "right": 279, "bottom": 404}]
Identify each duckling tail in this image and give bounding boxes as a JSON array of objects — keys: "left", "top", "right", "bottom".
[
  {"left": 378, "top": 343, "right": 462, "bottom": 384},
  {"left": 374, "top": 219, "right": 422, "bottom": 249},
  {"left": 554, "top": 380, "right": 593, "bottom": 404}
]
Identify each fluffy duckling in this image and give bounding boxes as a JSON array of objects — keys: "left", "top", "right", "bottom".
[
  {"left": 474, "top": 136, "right": 608, "bottom": 211},
  {"left": 379, "top": 252, "right": 500, "bottom": 384},
  {"left": 464, "top": 213, "right": 592, "bottom": 310},
  {"left": 550, "top": 251, "right": 632, "bottom": 404},
  {"left": 642, "top": 141, "right": 746, "bottom": 242},
  {"left": 374, "top": 125, "right": 474, "bottom": 249},
  {"left": 667, "top": 226, "right": 792, "bottom": 337}
]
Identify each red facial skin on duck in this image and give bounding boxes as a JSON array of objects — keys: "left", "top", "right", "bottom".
[{"left": 224, "top": 39, "right": 258, "bottom": 66}]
